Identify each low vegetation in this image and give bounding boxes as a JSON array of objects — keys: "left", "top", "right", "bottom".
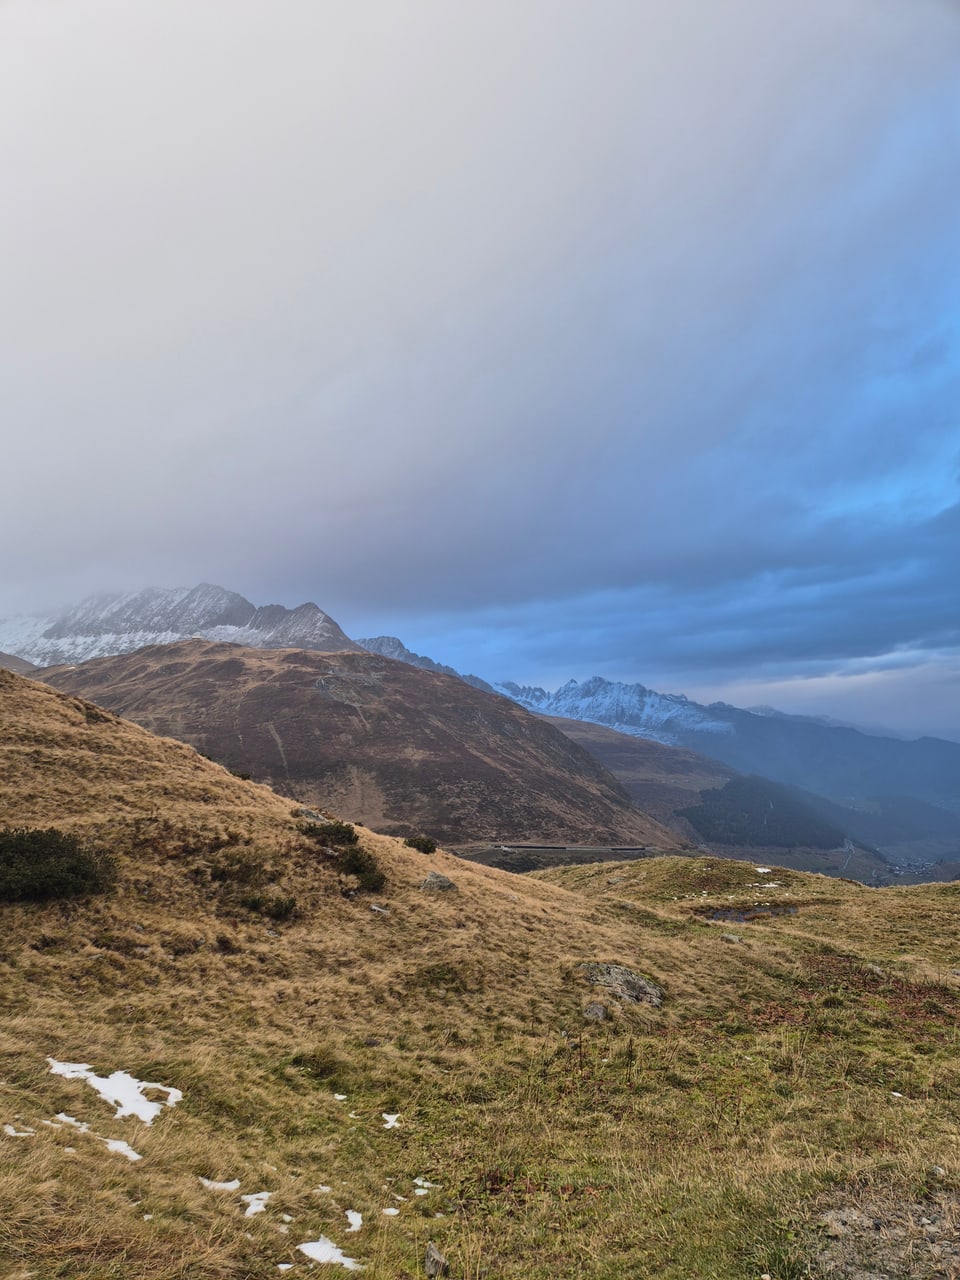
[
  {"left": 300, "top": 819, "right": 360, "bottom": 847},
  {"left": 339, "top": 844, "right": 387, "bottom": 892},
  {"left": 0, "top": 826, "right": 117, "bottom": 901},
  {"left": 404, "top": 834, "right": 438, "bottom": 854}
]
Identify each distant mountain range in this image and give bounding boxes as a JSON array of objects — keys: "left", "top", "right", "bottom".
[
  {"left": 0, "top": 583, "right": 360, "bottom": 667},
  {"left": 494, "top": 675, "right": 960, "bottom": 818},
  {"left": 38, "top": 639, "right": 673, "bottom": 849},
  {"left": 4, "top": 585, "right": 959, "bottom": 875}
]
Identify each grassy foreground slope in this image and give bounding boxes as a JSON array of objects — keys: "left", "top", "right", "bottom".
[{"left": 2, "top": 670, "right": 960, "bottom": 1278}]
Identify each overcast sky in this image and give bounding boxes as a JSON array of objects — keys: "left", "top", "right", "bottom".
[{"left": 2, "top": 0, "right": 960, "bottom": 738}]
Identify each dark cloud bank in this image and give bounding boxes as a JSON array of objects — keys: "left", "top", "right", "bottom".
[{"left": 1, "top": 1, "right": 959, "bottom": 738}]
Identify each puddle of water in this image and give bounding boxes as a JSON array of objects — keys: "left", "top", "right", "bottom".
[{"left": 706, "top": 905, "right": 798, "bottom": 923}]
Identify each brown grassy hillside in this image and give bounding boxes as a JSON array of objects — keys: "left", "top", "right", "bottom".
[
  {"left": 0, "top": 650, "right": 36, "bottom": 675},
  {"left": 3, "top": 670, "right": 960, "bottom": 1278},
  {"left": 38, "top": 640, "right": 674, "bottom": 848},
  {"left": 541, "top": 713, "right": 736, "bottom": 825}
]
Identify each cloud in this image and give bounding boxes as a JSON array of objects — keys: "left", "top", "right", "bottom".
[{"left": 1, "top": 1, "right": 959, "bottom": 735}]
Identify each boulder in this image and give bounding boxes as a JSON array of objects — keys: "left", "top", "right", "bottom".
[
  {"left": 420, "top": 872, "right": 458, "bottom": 893},
  {"left": 578, "top": 962, "right": 663, "bottom": 1007}
]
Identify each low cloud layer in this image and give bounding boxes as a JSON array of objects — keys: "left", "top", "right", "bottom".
[{"left": 2, "top": 1, "right": 959, "bottom": 736}]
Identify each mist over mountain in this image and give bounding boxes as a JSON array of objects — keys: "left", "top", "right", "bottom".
[
  {"left": 496, "top": 676, "right": 960, "bottom": 817},
  {"left": 0, "top": 583, "right": 360, "bottom": 667}
]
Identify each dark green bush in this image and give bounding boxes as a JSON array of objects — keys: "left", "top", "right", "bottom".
[
  {"left": 300, "top": 820, "right": 358, "bottom": 847},
  {"left": 0, "top": 827, "right": 117, "bottom": 903},
  {"left": 404, "top": 835, "right": 437, "bottom": 854},
  {"left": 238, "top": 891, "right": 297, "bottom": 920},
  {"left": 339, "top": 846, "right": 386, "bottom": 893}
]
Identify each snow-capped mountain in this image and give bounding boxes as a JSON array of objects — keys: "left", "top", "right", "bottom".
[
  {"left": 495, "top": 676, "right": 735, "bottom": 744},
  {"left": 0, "top": 584, "right": 361, "bottom": 667},
  {"left": 493, "top": 675, "right": 960, "bottom": 815}
]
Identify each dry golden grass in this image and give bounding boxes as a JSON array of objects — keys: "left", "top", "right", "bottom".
[{"left": 3, "top": 673, "right": 960, "bottom": 1278}]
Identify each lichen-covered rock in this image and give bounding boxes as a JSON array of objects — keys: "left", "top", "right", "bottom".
[
  {"left": 420, "top": 871, "right": 458, "bottom": 893},
  {"left": 578, "top": 962, "right": 663, "bottom": 1007},
  {"left": 425, "top": 1241, "right": 450, "bottom": 1277},
  {"left": 583, "top": 1002, "right": 608, "bottom": 1022}
]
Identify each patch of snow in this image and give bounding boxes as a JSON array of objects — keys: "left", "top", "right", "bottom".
[
  {"left": 47, "top": 1059, "right": 181, "bottom": 1124},
  {"left": 241, "top": 1191, "right": 272, "bottom": 1217},
  {"left": 3, "top": 1124, "right": 35, "bottom": 1137},
  {"left": 345, "top": 1211, "right": 362, "bottom": 1232},
  {"left": 200, "top": 1177, "right": 241, "bottom": 1191},
  {"left": 413, "top": 1177, "right": 440, "bottom": 1189},
  {"left": 281, "top": 1214, "right": 294, "bottom": 1223},
  {"left": 278, "top": 1266, "right": 293, "bottom": 1273},
  {"left": 55, "top": 1113, "right": 90, "bottom": 1132},
  {"left": 891, "top": 1091, "right": 904, "bottom": 1098},
  {"left": 102, "top": 1137, "right": 142, "bottom": 1161},
  {"left": 143, "top": 1213, "right": 153, "bottom": 1221},
  {"left": 382, "top": 1207, "right": 400, "bottom": 1216},
  {"left": 314, "top": 1185, "right": 332, "bottom": 1194},
  {"left": 333, "top": 1093, "right": 347, "bottom": 1101},
  {"left": 755, "top": 867, "right": 772, "bottom": 874},
  {"left": 297, "top": 1238, "right": 363, "bottom": 1270},
  {"left": 381, "top": 1113, "right": 400, "bottom": 1129}
]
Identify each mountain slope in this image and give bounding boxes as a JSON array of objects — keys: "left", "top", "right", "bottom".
[
  {"left": 500, "top": 675, "right": 960, "bottom": 815},
  {"left": 540, "top": 714, "right": 737, "bottom": 825},
  {"left": 37, "top": 640, "right": 674, "bottom": 848},
  {"left": 0, "top": 583, "right": 361, "bottom": 666},
  {"left": 0, "top": 649, "right": 36, "bottom": 675},
  {"left": 356, "top": 635, "right": 497, "bottom": 693}
]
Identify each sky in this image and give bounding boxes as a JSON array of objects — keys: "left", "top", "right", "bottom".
[{"left": 2, "top": 0, "right": 960, "bottom": 740}]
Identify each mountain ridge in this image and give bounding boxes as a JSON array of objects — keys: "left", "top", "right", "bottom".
[{"left": 0, "top": 583, "right": 361, "bottom": 667}]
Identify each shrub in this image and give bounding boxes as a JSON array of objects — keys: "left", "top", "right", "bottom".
[
  {"left": 300, "top": 820, "right": 358, "bottom": 847},
  {"left": 209, "top": 851, "right": 267, "bottom": 885},
  {"left": 339, "top": 846, "right": 386, "bottom": 893},
  {"left": 0, "top": 827, "right": 117, "bottom": 903},
  {"left": 404, "top": 835, "right": 438, "bottom": 854},
  {"left": 238, "top": 892, "right": 298, "bottom": 920}
]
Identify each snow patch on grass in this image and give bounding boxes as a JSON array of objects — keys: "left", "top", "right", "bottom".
[
  {"left": 47, "top": 1059, "right": 181, "bottom": 1124},
  {"left": 297, "top": 1237, "right": 363, "bottom": 1270},
  {"left": 241, "top": 1191, "right": 272, "bottom": 1217}
]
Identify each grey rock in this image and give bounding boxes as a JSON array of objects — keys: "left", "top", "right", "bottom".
[
  {"left": 296, "top": 807, "right": 324, "bottom": 821},
  {"left": 425, "top": 1241, "right": 450, "bottom": 1277},
  {"left": 583, "top": 1002, "right": 608, "bottom": 1022},
  {"left": 721, "top": 933, "right": 743, "bottom": 944},
  {"left": 578, "top": 962, "right": 663, "bottom": 1007},
  {"left": 421, "top": 872, "right": 458, "bottom": 893}
]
